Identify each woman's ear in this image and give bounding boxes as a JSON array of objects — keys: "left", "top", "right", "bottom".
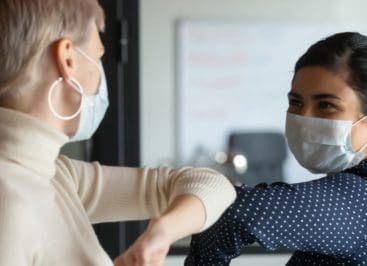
[{"left": 51, "top": 38, "right": 77, "bottom": 81}]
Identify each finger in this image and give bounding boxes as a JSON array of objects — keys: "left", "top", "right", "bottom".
[
  {"left": 143, "top": 251, "right": 168, "bottom": 266},
  {"left": 117, "top": 253, "right": 138, "bottom": 266},
  {"left": 146, "top": 259, "right": 165, "bottom": 266},
  {"left": 144, "top": 249, "right": 169, "bottom": 264}
]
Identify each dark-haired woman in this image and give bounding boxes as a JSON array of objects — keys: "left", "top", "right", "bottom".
[{"left": 185, "top": 32, "right": 367, "bottom": 266}]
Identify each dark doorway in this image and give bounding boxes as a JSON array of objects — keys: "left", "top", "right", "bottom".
[{"left": 92, "top": 0, "right": 144, "bottom": 259}]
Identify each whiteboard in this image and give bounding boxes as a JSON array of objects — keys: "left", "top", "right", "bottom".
[{"left": 176, "top": 20, "right": 367, "bottom": 183}]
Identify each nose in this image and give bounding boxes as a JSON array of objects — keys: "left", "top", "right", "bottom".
[{"left": 299, "top": 107, "right": 314, "bottom": 117}]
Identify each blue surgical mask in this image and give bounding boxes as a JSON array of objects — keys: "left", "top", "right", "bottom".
[
  {"left": 48, "top": 47, "right": 109, "bottom": 142},
  {"left": 285, "top": 113, "right": 367, "bottom": 174}
]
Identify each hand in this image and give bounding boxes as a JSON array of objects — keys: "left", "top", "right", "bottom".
[
  {"left": 114, "top": 194, "right": 206, "bottom": 266},
  {"left": 113, "top": 218, "right": 170, "bottom": 266}
]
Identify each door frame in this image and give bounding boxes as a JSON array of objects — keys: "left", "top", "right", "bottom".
[{"left": 92, "top": 0, "right": 142, "bottom": 259}]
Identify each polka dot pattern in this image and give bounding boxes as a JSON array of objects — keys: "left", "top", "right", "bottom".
[{"left": 185, "top": 160, "right": 367, "bottom": 266}]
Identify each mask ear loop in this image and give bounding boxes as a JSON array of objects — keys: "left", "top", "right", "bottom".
[
  {"left": 74, "top": 47, "right": 102, "bottom": 92},
  {"left": 48, "top": 77, "right": 84, "bottom": 120},
  {"left": 352, "top": 116, "right": 367, "bottom": 152},
  {"left": 352, "top": 115, "right": 367, "bottom": 126},
  {"left": 74, "top": 47, "right": 100, "bottom": 68}
]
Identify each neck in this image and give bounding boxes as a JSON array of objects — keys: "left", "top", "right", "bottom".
[
  {"left": 0, "top": 107, "right": 69, "bottom": 178},
  {"left": 0, "top": 91, "right": 76, "bottom": 138}
]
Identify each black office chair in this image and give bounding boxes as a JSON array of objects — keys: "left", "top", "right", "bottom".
[{"left": 227, "top": 132, "right": 287, "bottom": 186}]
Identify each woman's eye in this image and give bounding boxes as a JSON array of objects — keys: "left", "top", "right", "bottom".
[
  {"left": 318, "top": 101, "right": 337, "bottom": 110},
  {"left": 288, "top": 99, "right": 303, "bottom": 107}
]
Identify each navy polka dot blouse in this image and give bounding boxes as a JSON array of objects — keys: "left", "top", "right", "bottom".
[{"left": 185, "top": 160, "right": 367, "bottom": 265}]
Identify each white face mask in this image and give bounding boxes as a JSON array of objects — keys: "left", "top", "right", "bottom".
[
  {"left": 48, "top": 47, "right": 109, "bottom": 142},
  {"left": 285, "top": 113, "right": 367, "bottom": 174}
]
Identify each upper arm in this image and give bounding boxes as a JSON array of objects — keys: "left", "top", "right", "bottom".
[{"left": 239, "top": 175, "right": 367, "bottom": 255}]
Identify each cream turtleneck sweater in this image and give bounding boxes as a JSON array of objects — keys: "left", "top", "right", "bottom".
[{"left": 0, "top": 107, "right": 236, "bottom": 266}]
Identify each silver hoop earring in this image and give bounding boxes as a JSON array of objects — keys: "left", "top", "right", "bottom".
[{"left": 48, "top": 77, "right": 84, "bottom": 120}]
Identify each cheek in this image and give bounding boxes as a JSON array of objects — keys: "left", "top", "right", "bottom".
[{"left": 77, "top": 65, "right": 100, "bottom": 96}]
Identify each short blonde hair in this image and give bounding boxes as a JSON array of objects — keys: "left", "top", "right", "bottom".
[{"left": 0, "top": 0, "right": 105, "bottom": 96}]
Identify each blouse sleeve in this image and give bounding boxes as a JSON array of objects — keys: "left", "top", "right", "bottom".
[
  {"left": 55, "top": 155, "right": 236, "bottom": 230},
  {"left": 185, "top": 172, "right": 367, "bottom": 265}
]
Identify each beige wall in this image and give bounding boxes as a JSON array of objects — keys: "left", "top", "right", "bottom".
[{"left": 140, "top": 0, "right": 367, "bottom": 166}]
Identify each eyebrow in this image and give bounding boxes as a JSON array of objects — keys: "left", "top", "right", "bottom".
[
  {"left": 288, "top": 92, "right": 302, "bottom": 99},
  {"left": 288, "top": 92, "right": 342, "bottom": 101},
  {"left": 311, "top": 93, "right": 342, "bottom": 101}
]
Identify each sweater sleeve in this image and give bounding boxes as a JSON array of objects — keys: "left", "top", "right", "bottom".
[
  {"left": 55, "top": 155, "right": 236, "bottom": 230},
  {"left": 185, "top": 173, "right": 367, "bottom": 265}
]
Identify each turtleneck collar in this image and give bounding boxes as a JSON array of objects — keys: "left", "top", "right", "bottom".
[{"left": 0, "top": 107, "right": 69, "bottom": 179}]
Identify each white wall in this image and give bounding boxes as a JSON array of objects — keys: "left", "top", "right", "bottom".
[
  {"left": 164, "top": 254, "right": 291, "bottom": 266},
  {"left": 140, "top": 0, "right": 367, "bottom": 168}
]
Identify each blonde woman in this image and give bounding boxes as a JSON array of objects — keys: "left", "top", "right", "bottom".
[{"left": 0, "top": 0, "right": 236, "bottom": 265}]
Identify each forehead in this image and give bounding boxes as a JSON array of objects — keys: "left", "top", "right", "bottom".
[{"left": 291, "top": 66, "right": 357, "bottom": 100}]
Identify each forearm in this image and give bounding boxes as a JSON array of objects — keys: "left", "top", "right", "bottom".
[
  {"left": 151, "top": 194, "right": 206, "bottom": 243},
  {"left": 166, "top": 167, "right": 236, "bottom": 231}
]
